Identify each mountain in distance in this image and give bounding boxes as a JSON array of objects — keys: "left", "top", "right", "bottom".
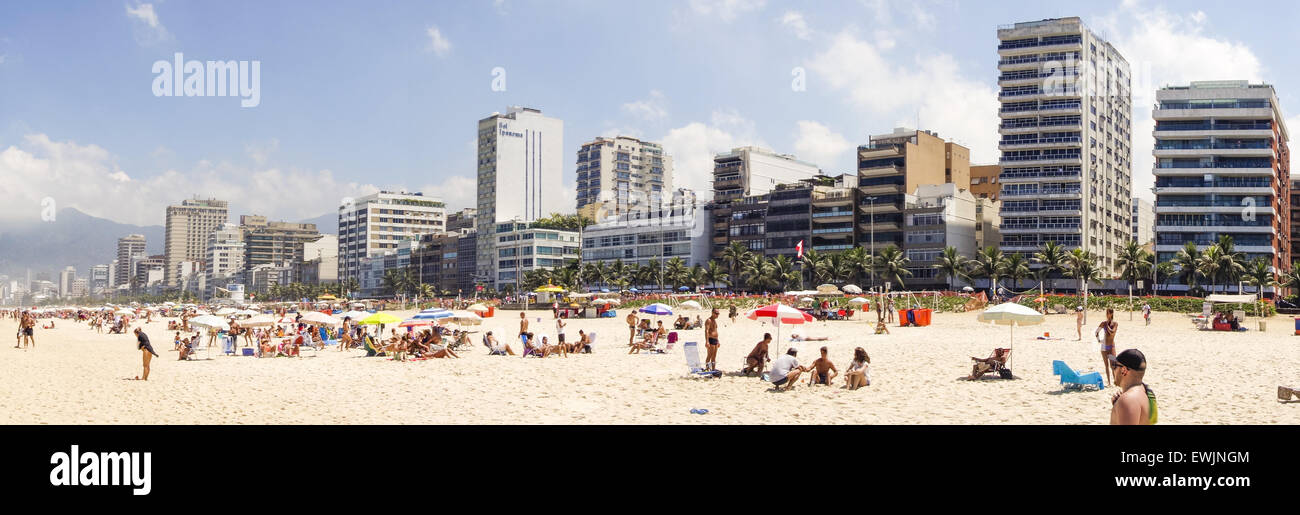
[
  {"left": 0, "top": 208, "right": 164, "bottom": 279},
  {"left": 298, "top": 212, "right": 337, "bottom": 235}
]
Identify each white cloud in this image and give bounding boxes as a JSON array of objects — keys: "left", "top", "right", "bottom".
[
  {"left": 792, "top": 121, "right": 851, "bottom": 172},
  {"left": 780, "top": 11, "right": 811, "bottom": 40},
  {"left": 426, "top": 26, "right": 452, "bottom": 57},
  {"left": 0, "top": 134, "right": 482, "bottom": 226},
  {"left": 805, "top": 30, "right": 999, "bottom": 163},
  {"left": 1098, "top": 0, "right": 1267, "bottom": 200},
  {"left": 125, "top": 2, "right": 168, "bottom": 44},
  {"left": 244, "top": 139, "right": 279, "bottom": 165},
  {"left": 661, "top": 110, "right": 765, "bottom": 197},
  {"left": 687, "top": 0, "right": 765, "bottom": 23},
  {"left": 621, "top": 90, "right": 668, "bottom": 122},
  {"left": 492, "top": 0, "right": 508, "bottom": 15}
]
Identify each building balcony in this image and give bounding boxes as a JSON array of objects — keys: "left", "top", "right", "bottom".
[
  {"left": 1153, "top": 147, "right": 1274, "bottom": 159},
  {"left": 858, "top": 221, "right": 901, "bottom": 232},
  {"left": 812, "top": 227, "right": 854, "bottom": 237},
  {"left": 811, "top": 191, "right": 854, "bottom": 206},
  {"left": 998, "top": 171, "right": 1081, "bottom": 183},
  {"left": 858, "top": 203, "right": 901, "bottom": 215},
  {"left": 1153, "top": 167, "right": 1275, "bottom": 177},
  {"left": 1152, "top": 107, "right": 1274, "bottom": 121},
  {"left": 1154, "top": 186, "right": 1274, "bottom": 195},
  {"left": 858, "top": 164, "right": 904, "bottom": 178},
  {"left": 812, "top": 244, "right": 854, "bottom": 252},
  {"left": 997, "top": 41, "right": 1082, "bottom": 57},
  {"left": 1154, "top": 243, "right": 1276, "bottom": 254},
  {"left": 1154, "top": 224, "right": 1275, "bottom": 234},
  {"left": 998, "top": 138, "right": 1082, "bottom": 151},
  {"left": 998, "top": 156, "right": 1082, "bottom": 167},
  {"left": 1154, "top": 205, "right": 1276, "bottom": 216},
  {"left": 858, "top": 184, "right": 904, "bottom": 196},
  {"left": 998, "top": 223, "right": 1082, "bottom": 233},
  {"left": 812, "top": 211, "right": 854, "bottom": 222},
  {"left": 1000, "top": 189, "right": 1081, "bottom": 200}
]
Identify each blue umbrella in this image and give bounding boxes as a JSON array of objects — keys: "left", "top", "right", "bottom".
[
  {"left": 411, "top": 308, "right": 452, "bottom": 320},
  {"left": 600, "top": 288, "right": 610, "bottom": 293},
  {"left": 678, "top": 286, "right": 691, "bottom": 291},
  {"left": 630, "top": 288, "right": 640, "bottom": 293},
  {"left": 639, "top": 303, "right": 673, "bottom": 316}
]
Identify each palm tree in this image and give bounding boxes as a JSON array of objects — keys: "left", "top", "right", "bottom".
[
  {"left": 970, "top": 246, "right": 1006, "bottom": 296},
  {"left": 381, "top": 269, "right": 410, "bottom": 300},
  {"left": 685, "top": 264, "right": 705, "bottom": 292},
  {"left": 1243, "top": 257, "right": 1276, "bottom": 296},
  {"left": 1154, "top": 262, "right": 1175, "bottom": 295},
  {"left": 720, "top": 242, "right": 751, "bottom": 290},
  {"left": 873, "top": 245, "right": 911, "bottom": 288},
  {"left": 932, "top": 246, "right": 969, "bottom": 291},
  {"left": 842, "top": 246, "right": 872, "bottom": 287},
  {"left": 828, "top": 252, "right": 855, "bottom": 284},
  {"left": 1213, "top": 235, "right": 1246, "bottom": 293},
  {"left": 1171, "top": 242, "right": 1203, "bottom": 293},
  {"left": 1032, "top": 241, "right": 1068, "bottom": 292},
  {"left": 625, "top": 263, "right": 642, "bottom": 291},
  {"left": 770, "top": 254, "right": 800, "bottom": 292},
  {"left": 607, "top": 260, "right": 628, "bottom": 291},
  {"left": 644, "top": 259, "right": 664, "bottom": 292},
  {"left": 703, "top": 260, "right": 729, "bottom": 291},
  {"left": 1116, "top": 241, "right": 1153, "bottom": 295},
  {"left": 1004, "top": 253, "right": 1031, "bottom": 290},
  {"left": 1281, "top": 262, "right": 1300, "bottom": 299},
  {"left": 1063, "top": 248, "right": 1100, "bottom": 297},
  {"left": 664, "top": 257, "right": 688, "bottom": 290},
  {"left": 1197, "top": 245, "right": 1224, "bottom": 295},
  {"left": 741, "top": 254, "right": 776, "bottom": 292},
  {"left": 800, "top": 248, "right": 827, "bottom": 286}
]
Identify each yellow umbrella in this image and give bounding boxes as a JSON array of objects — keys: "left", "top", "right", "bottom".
[{"left": 358, "top": 312, "right": 403, "bottom": 325}]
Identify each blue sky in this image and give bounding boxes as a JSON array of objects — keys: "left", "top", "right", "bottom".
[{"left": 1, "top": 0, "right": 1297, "bottom": 226}]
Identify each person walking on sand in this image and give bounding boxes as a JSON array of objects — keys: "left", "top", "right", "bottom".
[
  {"left": 626, "top": 311, "right": 638, "bottom": 347},
  {"left": 705, "top": 308, "right": 721, "bottom": 371},
  {"left": 1109, "top": 349, "right": 1157, "bottom": 425},
  {"left": 1142, "top": 302, "right": 1151, "bottom": 326},
  {"left": 1095, "top": 308, "right": 1119, "bottom": 387},
  {"left": 20, "top": 311, "right": 35, "bottom": 349},
  {"left": 1075, "top": 306, "right": 1085, "bottom": 340},
  {"left": 134, "top": 327, "right": 159, "bottom": 381}
]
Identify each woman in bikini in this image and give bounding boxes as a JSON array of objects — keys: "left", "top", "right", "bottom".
[
  {"left": 1095, "top": 308, "right": 1119, "bottom": 387},
  {"left": 845, "top": 347, "right": 871, "bottom": 390}
]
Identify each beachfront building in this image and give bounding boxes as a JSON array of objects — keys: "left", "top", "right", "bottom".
[
  {"left": 446, "top": 208, "right": 477, "bottom": 232},
  {"left": 970, "top": 165, "right": 1002, "bottom": 201},
  {"left": 58, "top": 266, "right": 75, "bottom": 298},
  {"left": 857, "top": 128, "right": 971, "bottom": 254},
  {"left": 411, "top": 231, "right": 464, "bottom": 295},
  {"left": 492, "top": 221, "right": 580, "bottom": 292},
  {"left": 239, "top": 215, "right": 321, "bottom": 269},
  {"left": 581, "top": 199, "right": 711, "bottom": 271},
  {"left": 89, "top": 264, "right": 109, "bottom": 295},
  {"left": 163, "top": 197, "right": 229, "bottom": 287},
  {"left": 902, "top": 184, "right": 979, "bottom": 289},
  {"left": 1131, "top": 198, "right": 1154, "bottom": 246},
  {"left": 455, "top": 231, "right": 478, "bottom": 295},
  {"left": 709, "top": 146, "right": 820, "bottom": 258},
  {"left": 1292, "top": 178, "right": 1300, "bottom": 259},
  {"left": 575, "top": 136, "right": 674, "bottom": 220},
  {"left": 133, "top": 255, "right": 165, "bottom": 292},
  {"left": 295, "top": 234, "right": 338, "bottom": 285},
  {"left": 204, "top": 223, "right": 245, "bottom": 299},
  {"left": 337, "top": 191, "right": 446, "bottom": 288},
  {"left": 976, "top": 198, "right": 1002, "bottom": 250},
  {"left": 996, "top": 17, "right": 1133, "bottom": 272},
  {"left": 1152, "top": 81, "right": 1292, "bottom": 278},
  {"left": 115, "top": 234, "right": 146, "bottom": 291},
  {"left": 358, "top": 239, "right": 419, "bottom": 299},
  {"left": 476, "top": 107, "right": 565, "bottom": 290}
]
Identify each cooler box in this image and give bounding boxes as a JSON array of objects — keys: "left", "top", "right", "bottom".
[
  {"left": 486, "top": 306, "right": 495, "bottom": 317},
  {"left": 1294, "top": 317, "right": 1299, "bottom": 335},
  {"left": 899, "top": 309, "right": 912, "bottom": 327},
  {"left": 915, "top": 308, "right": 932, "bottom": 326}
]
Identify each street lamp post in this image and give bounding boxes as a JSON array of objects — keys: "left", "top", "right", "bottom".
[{"left": 864, "top": 196, "right": 877, "bottom": 289}]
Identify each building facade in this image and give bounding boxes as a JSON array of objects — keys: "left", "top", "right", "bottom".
[
  {"left": 857, "top": 128, "right": 970, "bottom": 254},
  {"left": 1152, "top": 81, "right": 1291, "bottom": 274},
  {"left": 476, "top": 107, "right": 564, "bottom": 289},
  {"left": 204, "top": 223, "right": 245, "bottom": 299},
  {"left": 710, "top": 147, "right": 820, "bottom": 257},
  {"left": 239, "top": 215, "right": 321, "bottom": 269},
  {"left": 582, "top": 201, "right": 710, "bottom": 270},
  {"left": 970, "top": 164, "right": 1002, "bottom": 200},
  {"left": 115, "top": 234, "right": 146, "bottom": 290},
  {"left": 576, "top": 136, "right": 674, "bottom": 219},
  {"left": 89, "top": 264, "right": 109, "bottom": 295},
  {"left": 997, "top": 17, "right": 1133, "bottom": 272},
  {"left": 337, "top": 191, "right": 446, "bottom": 286},
  {"left": 492, "top": 222, "right": 580, "bottom": 291},
  {"left": 1131, "top": 197, "right": 1155, "bottom": 246},
  {"left": 903, "top": 184, "right": 979, "bottom": 288},
  {"left": 163, "top": 198, "right": 229, "bottom": 287}
]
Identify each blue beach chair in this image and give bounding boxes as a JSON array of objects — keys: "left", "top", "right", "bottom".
[{"left": 1052, "top": 360, "right": 1104, "bottom": 390}]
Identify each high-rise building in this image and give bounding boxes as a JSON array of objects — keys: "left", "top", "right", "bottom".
[
  {"left": 1131, "top": 197, "right": 1154, "bottom": 246},
  {"left": 238, "top": 215, "right": 321, "bottom": 269},
  {"left": 455, "top": 231, "right": 478, "bottom": 295},
  {"left": 163, "top": 198, "right": 229, "bottom": 286},
  {"left": 970, "top": 165, "right": 1002, "bottom": 201},
  {"left": 58, "top": 266, "right": 76, "bottom": 298},
  {"left": 296, "top": 234, "right": 339, "bottom": 285},
  {"left": 1152, "top": 81, "right": 1291, "bottom": 276},
  {"left": 903, "top": 184, "right": 979, "bottom": 288},
  {"left": 446, "top": 208, "right": 477, "bottom": 232},
  {"left": 582, "top": 198, "right": 711, "bottom": 269},
  {"left": 89, "top": 264, "right": 109, "bottom": 295},
  {"left": 709, "top": 146, "right": 820, "bottom": 257},
  {"left": 857, "top": 128, "right": 970, "bottom": 253},
  {"left": 204, "top": 223, "right": 245, "bottom": 299},
  {"left": 996, "top": 17, "right": 1133, "bottom": 272},
  {"left": 475, "top": 107, "right": 564, "bottom": 288},
  {"left": 115, "top": 234, "right": 146, "bottom": 290},
  {"left": 492, "top": 221, "right": 580, "bottom": 291},
  {"left": 575, "top": 136, "right": 673, "bottom": 220},
  {"left": 1292, "top": 178, "right": 1300, "bottom": 259},
  {"left": 337, "top": 191, "right": 446, "bottom": 286}
]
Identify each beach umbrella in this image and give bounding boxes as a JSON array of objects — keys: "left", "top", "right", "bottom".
[
  {"left": 678, "top": 286, "right": 691, "bottom": 291},
  {"left": 240, "top": 314, "right": 277, "bottom": 327},
  {"left": 299, "top": 311, "right": 342, "bottom": 327},
  {"left": 816, "top": 284, "right": 841, "bottom": 294},
  {"left": 359, "top": 312, "right": 403, "bottom": 326},
  {"left": 535, "top": 284, "right": 565, "bottom": 293},
  {"left": 412, "top": 308, "right": 453, "bottom": 320},
  {"left": 600, "top": 288, "right": 610, "bottom": 293},
  {"left": 398, "top": 318, "right": 435, "bottom": 328},
  {"left": 679, "top": 300, "right": 703, "bottom": 310},
  {"left": 639, "top": 303, "right": 674, "bottom": 316},
  {"left": 843, "top": 285, "right": 863, "bottom": 294},
  {"left": 188, "top": 315, "right": 230, "bottom": 331},
  {"left": 114, "top": 309, "right": 135, "bottom": 316},
  {"left": 592, "top": 299, "right": 613, "bottom": 305},
  {"left": 848, "top": 297, "right": 869, "bottom": 304},
  {"left": 977, "top": 302, "right": 1044, "bottom": 373},
  {"left": 466, "top": 303, "right": 490, "bottom": 313},
  {"left": 962, "top": 286, "right": 975, "bottom": 292},
  {"left": 448, "top": 311, "right": 483, "bottom": 325},
  {"left": 339, "top": 310, "right": 370, "bottom": 321},
  {"left": 746, "top": 303, "right": 813, "bottom": 354},
  {"left": 215, "top": 307, "right": 239, "bottom": 316},
  {"left": 799, "top": 297, "right": 815, "bottom": 303}
]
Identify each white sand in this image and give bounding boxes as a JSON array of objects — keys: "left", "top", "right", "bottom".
[{"left": 2, "top": 308, "right": 1298, "bottom": 424}]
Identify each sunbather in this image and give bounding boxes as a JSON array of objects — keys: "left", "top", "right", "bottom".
[
  {"left": 969, "top": 348, "right": 1009, "bottom": 380},
  {"left": 874, "top": 320, "right": 890, "bottom": 335},
  {"left": 483, "top": 331, "right": 516, "bottom": 356},
  {"left": 844, "top": 347, "right": 870, "bottom": 389},
  {"left": 789, "top": 333, "right": 828, "bottom": 342}
]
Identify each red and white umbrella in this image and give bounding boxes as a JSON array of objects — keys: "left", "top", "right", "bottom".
[
  {"left": 398, "top": 318, "right": 435, "bottom": 328},
  {"left": 746, "top": 303, "right": 813, "bottom": 354}
]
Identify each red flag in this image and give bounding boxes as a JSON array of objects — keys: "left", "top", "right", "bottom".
[{"left": 796, "top": 240, "right": 804, "bottom": 259}]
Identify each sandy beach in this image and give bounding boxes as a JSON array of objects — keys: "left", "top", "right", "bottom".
[{"left": 2, "top": 308, "right": 1298, "bottom": 424}]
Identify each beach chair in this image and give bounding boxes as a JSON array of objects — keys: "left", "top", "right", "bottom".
[
  {"left": 521, "top": 334, "right": 544, "bottom": 357},
  {"left": 363, "top": 336, "right": 381, "bottom": 357},
  {"left": 969, "top": 348, "right": 1011, "bottom": 379},
  {"left": 1052, "top": 360, "right": 1104, "bottom": 390},
  {"left": 319, "top": 327, "right": 339, "bottom": 347},
  {"left": 682, "top": 341, "right": 721, "bottom": 378}
]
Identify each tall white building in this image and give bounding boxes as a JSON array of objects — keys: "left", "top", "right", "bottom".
[
  {"left": 89, "top": 264, "right": 109, "bottom": 295},
  {"left": 1131, "top": 197, "right": 1154, "bottom": 246},
  {"left": 58, "top": 266, "right": 76, "bottom": 298},
  {"left": 475, "top": 107, "right": 564, "bottom": 288},
  {"left": 575, "top": 136, "right": 673, "bottom": 220},
  {"left": 163, "top": 198, "right": 229, "bottom": 287},
  {"left": 115, "top": 234, "right": 146, "bottom": 290},
  {"left": 996, "top": 17, "right": 1133, "bottom": 272},
  {"left": 205, "top": 223, "right": 245, "bottom": 299},
  {"left": 337, "top": 191, "right": 446, "bottom": 286}
]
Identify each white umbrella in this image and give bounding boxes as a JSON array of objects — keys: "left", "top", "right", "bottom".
[
  {"left": 241, "top": 314, "right": 277, "bottom": 327},
  {"left": 592, "top": 299, "right": 614, "bottom": 305},
  {"left": 215, "top": 307, "right": 239, "bottom": 316},
  {"left": 189, "top": 315, "right": 230, "bottom": 331},
  {"left": 977, "top": 303, "right": 1044, "bottom": 373},
  {"left": 679, "top": 300, "right": 702, "bottom": 310},
  {"left": 340, "top": 310, "right": 371, "bottom": 321},
  {"left": 466, "top": 303, "right": 490, "bottom": 313},
  {"left": 448, "top": 311, "right": 483, "bottom": 325},
  {"left": 799, "top": 297, "right": 815, "bottom": 303},
  {"left": 114, "top": 309, "right": 135, "bottom": 316},
  {"left": 299, "top": 311, "right": 342, "bottom": 327},
  {"left": 843, "top": 285, "right": 863, "bottom": 294},
  {"left": 848, "top": 297, "right": 869, "bottom": 304}
]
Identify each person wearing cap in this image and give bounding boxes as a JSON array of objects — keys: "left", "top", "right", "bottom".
[
  {"left": 1109, "top": 349, "right": 1157, "bottom": 425},
  {"left": 769, "top": 348, "right": 808, "bottom": 391}
]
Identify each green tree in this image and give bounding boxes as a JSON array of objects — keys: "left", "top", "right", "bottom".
[
  {"left": 720, "top": 242, "right": 752, "bottom": 290},
  {"left": 1064, "top": 248, "right": 1101, "bottom": 296},
  {"left": 1171, "top": 242, "right": 1203, "bottom": 292},
  {"left": 873, "top": 245, "right": 911, "bottom": 288},
  {"left": 1116, "top": 241, "right": 1153, "bottom": 294},
  {"left": 1032, "top": 240, "right": 1068, "bottom": 292},
  {"left": 933, "top": 246, "right": 969, "bottom": 291},
  {"left": 1243, "top": 257, "right": 1276, "bottom": 295},
  {"left": 970, "top": 246, "right": 1007, "bottom": 295},
  {"left": 703, "top": 260, "right": 730, "bottom": 291},
  {"left": 1004, "top": 253, "right": 1031, "bottom": 290}
]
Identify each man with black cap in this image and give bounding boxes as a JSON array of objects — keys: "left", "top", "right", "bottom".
[{"left": 1109, "top": 348, "right": 1157, "bottom": 425}]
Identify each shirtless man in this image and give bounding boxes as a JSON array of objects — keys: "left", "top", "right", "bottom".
[
  {"left": 626, "top": 311, "right": 638, "bottom": 347},
  {"left": 1095, "top": 308, "right": 1119, "bottom": 386},
  {"left": 1109, "top": 349, "right": 1156, "bottom": 425},
  {"left": 20, "top": 311, "right": 35, "bottom": 349},
  {"left": 705, "top": 308, "right": 721, "bottom": 371},
  {"left": 1075, "top": 306, "right": 1085, "bottom": 340},
  {"left": 808, "top": 346, "right": 839, "bottom": 386},
  {"left": 519, "top": 312, "right": 533, "bottom": 350},
  {"left": 741, "top": 333, "right": 771, "bottom": 376}
]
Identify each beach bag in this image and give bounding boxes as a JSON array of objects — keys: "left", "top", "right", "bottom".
[{"left": 999, "top": 368, "right": 1013, "bottom": 379}]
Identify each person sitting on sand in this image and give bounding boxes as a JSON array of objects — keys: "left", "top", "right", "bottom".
[
  {"left": 808, "top": 346, "right": 839, "bottom": 386},
  {"left": 874, "top": 320, "right": 890, "bottom": 335},
  {"left": 769, "top": 348, "right": 807, "bottom": 391},
  {"left": 426, "top": 335, "right": 459, "bottom": 358},
  {"left": 629, "top": 327, "right": 660, "bottom": 354},
  {"left": 483, "top": 331, "right": 516, "bottom": 356},
  {"left": 178, "top": 337, "right": 194, "bottom": 360},
  {"left": 742, "top": 333, "right": 772, "bottom": 376},
  {"left": 845, "top": 347, "right": 871, "bottom": 390},
  {"left": 789, "top": 333, "right": 829, "bottom": 342},
  {"left": 573, "top": 330, "right": 592, "bottom": 354}
]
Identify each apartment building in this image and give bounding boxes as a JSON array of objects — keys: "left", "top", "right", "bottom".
[
  {"left": 576, "top": 136, "right": 673, "bottom": 220},
  {"left": 163, "top": 198, "right": 229, "bottom": 286},
  {"left": 337, "top": 191, "right": 446, "bottom": 286}
]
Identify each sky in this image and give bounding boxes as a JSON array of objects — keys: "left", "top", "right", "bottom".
[{"left": 1, "top": 0, "right": 1298, "bottom": 227}]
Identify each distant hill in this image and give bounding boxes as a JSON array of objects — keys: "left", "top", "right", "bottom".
[
  {"left": 0, "top": 208, "right": 164, "bottom": 278},
  {"left": 299, "top": 212, "right": 337, "bottom": 235}
]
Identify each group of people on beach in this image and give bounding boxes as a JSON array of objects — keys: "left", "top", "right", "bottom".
[{"left": 739, "top": 333, "right": 870, "bottom": 391}]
